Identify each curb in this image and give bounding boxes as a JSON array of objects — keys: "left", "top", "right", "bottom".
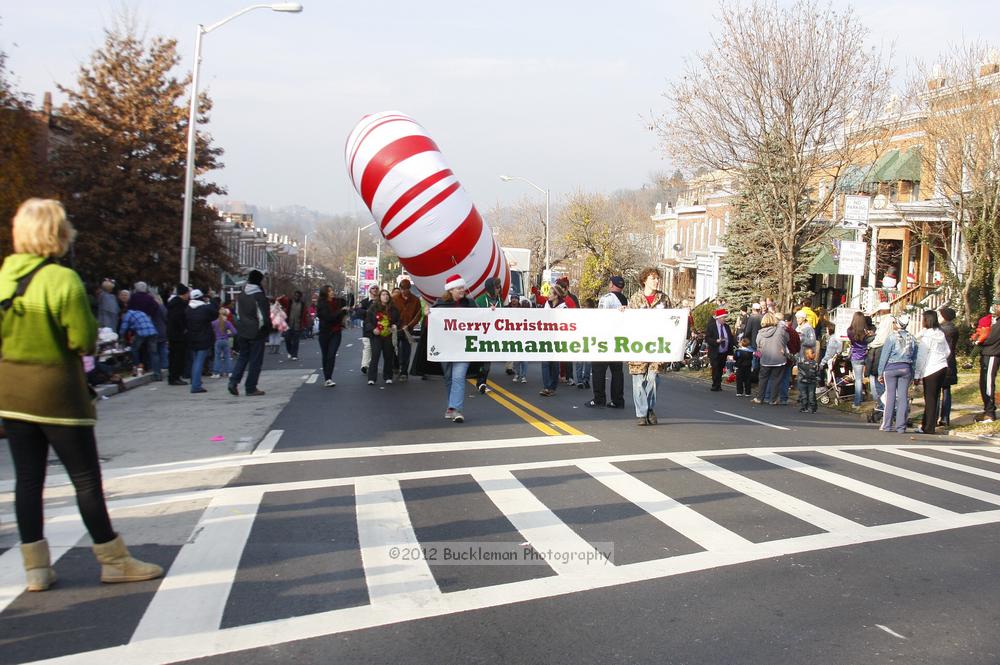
[{"left": 95, "top": 373, "right": 154, "bottom": 398}]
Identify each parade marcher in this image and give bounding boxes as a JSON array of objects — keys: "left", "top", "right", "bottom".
[
  {"left": 587, "top": 276, "right": 627, "bottom": 408},
  {"left": 359, "top": 285, "right": 380, "bottom": 374},
  {"left": 846, "top": 311, "right": 870, "bottom": 409},
  {"left": 628, "top": 268, "right": 672, "bottom": 425},
  {"left": 752, "top": 313, "right": 789, "bottom": 405},
  {"left": 973, "top": 300, "right": 1000, "bottom": 423},
  {"left": 704, "top": 307, "right": 734, "bottom": 392},
  {"left": 539, "top": 284, "right": 570, "bottom": 397},
  {"left": 877, "top": 314, "right": 917, "bottom": 433},
  {"left": 0, "top": 198, "right": 162, "bottom": 591},
  {"left": 316, "top": 284, "right": 347, "bottom": 387},
  {"left": 211, "top": 307, "right": 237, "bottom": 378},
  {"left": 937, "top": 306, "right": 960, "bottom": 428},
  {"left": 365, "top": 289, "right": 399, "bottom": 385},
  {"left": 166, "top": 284, "right": 190, "bottom": 385},
  {"left": 473, "top": 276, "right": 504, "bottom": 393},
  {"left": 913, "top": 310, "right": 950, "bottom": 435},
  {"left": 118, "top": 300, "right": 157, "bottom": 377},
  {"left": 185, "top": 289, "right": 219, "bottom": 394},
  {"left": 96, "top": 279, "right": 119, "bottom": 330},
  {"left": 282, "top": 291, "right": 310, "bottom": 361},
  {"left": 228, "top": 269, "right": 272, "bottom": 397},
  {"left": 556, "top": 277, "right": 578, "bottom": 386},
  {"left": 434, "top": 274, "right": 476, "bottom": 422},
  {"left": 393, "top": 279, "right": 422, "bottom": 381}
]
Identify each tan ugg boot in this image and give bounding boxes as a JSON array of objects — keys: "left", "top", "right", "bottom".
[
  {"left": 92, "top": 535, "right": 163, "bottom": 583},
  {"left": 20, "top": 539, "right": 57, "bottom": 592}
]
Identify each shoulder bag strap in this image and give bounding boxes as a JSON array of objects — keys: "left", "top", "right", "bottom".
[{"left": 0, "top": 258, "right": 53, "bottom": 312}]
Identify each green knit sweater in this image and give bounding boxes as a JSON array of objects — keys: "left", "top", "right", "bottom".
[{"left": 0, "top": 253, "right": 97, "bottom": 426}]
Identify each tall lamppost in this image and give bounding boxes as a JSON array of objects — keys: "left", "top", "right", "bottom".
[
  {"left": 500, "top": 174, "right": 550, "bottom": 273},
  {"left": 301, "top": 231, "right": 313, "bottom": 273},
  {"left": 180, "top": 2, "right": 303, "bottom": 285},
  {"left": 355, "top": 222, "right": 378, "bottom": 295}
]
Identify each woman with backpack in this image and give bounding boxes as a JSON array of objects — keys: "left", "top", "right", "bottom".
[{"left": 877, "top": 314, "right": 918, "bottom": 433}]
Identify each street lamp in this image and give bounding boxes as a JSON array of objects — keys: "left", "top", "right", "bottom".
[
  {"left": 301, "top": 231, "right": 313, "bottom": 273},
  {"left": 180, "top": 2, "right": 304, "bottom": 285},
  {"left": 500, "top": 174, "right": 550, "bottom": 272}
]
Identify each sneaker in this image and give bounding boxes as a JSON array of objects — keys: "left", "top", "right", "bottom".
[
  {"left": 367, "top": 380, "right": 375, "bottom": 386},
  {"left": 974, "top": 413, "right": 995, "bottom": 423},
  {"left": 735, "top": 392, "right": 743, "bottom": 397},
  {"left": 399, "top": 374, "right": 408, "bottom": 382},
  {"left": 445, "top": 408, "right": 456, "bottom": 420},
  {"left": 210, "top": 373, "right": 221, "bottom": 379},
  {"left": 287, "top": 354, "right": 292, "bottom": 359},
  {"left": 520, "top": 377, "right": 526, "bottom": 384},
  {"left": 751, "top": 398, "right": 762, "bottom": 404},
  {"left": 324, "top": 379, "right": 335, "bottom": 387},
  {"left": 512, "top": 375, "right": 520, "bottom": 383},
  {"left": 385, "top": 379, "right": 393, "bottom": 384},
  {"left": 452, "top": 412, "right": 464, "bottom": 423},
  {"left": 567, "top": 379, "right": 575, "bottom": 386},
  {"left": 584, "top": 400, "right": 604, "bottom": 408},
  {"left": 290, "top": 356, "right": 298, "bottom": 361},
  {"left": 539, "top": 389, "right": 553, "bottom": 397},
  {"left": 799, "top": 407, "right": 809, "bottom": 413},
  {"left": 247, "top": 390, "right": 266, "bottom": 396},
  {"left": 477, "top": 384, "right": 490, "bottom": 394}
]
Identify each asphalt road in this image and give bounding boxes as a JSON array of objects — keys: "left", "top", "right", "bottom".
[{"left": 3, "top": 328, "right": 1000, "bottom": 664}]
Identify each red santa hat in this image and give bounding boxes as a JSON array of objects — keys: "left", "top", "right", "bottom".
[
  {"left": 714, "top": 308, "right": 728, "bottom": 318},
  {"left": 444, "top": 274, "right": 466, "bottom": 291}
]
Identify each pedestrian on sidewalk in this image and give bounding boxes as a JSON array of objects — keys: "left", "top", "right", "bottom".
[
  {"left": 628, "top": 268, "right": 671, "bottom": 425},
  {"left": 877, "top": 315, "right": 918, "bottom": 433},
  {"left": 129, "top": 282, "right": 165, "bottom": 381},
  {"left": 365, "top": 289, "right": 399, "bottom": 385},
  {"left": 96, "top": 278, "right": 119, "bottom": 330},
  {"left": 752, "top": 313, "right": 789, "bottom": 405},
  {"left": 913, "top": 310, "right": 950, "bottom": 434},
  {"left": 267, "top": 298, "right": 287, "bottom": 354},
  {"left": 316, "top": 284, "right": 347, "bottom": 387},
  {"left": 937, "top": 306, "right": 959, "bottom": 428},
  {"left": 847, "top": 311, "right": 871, "bottom": 409},
  {"left": 228, "top": 269, "right": 272, "bottom": 397},
  {"left": 211, "top": 307, "right": 237, "bottom": 378},
  {"left": 393, "top": 279, "right": 422, "bottom": 381},
  {"left": 185, "top": 289, "right": 219, "bottom": 394},
  {"left": 705, "top": 307, "right": 734, "bottom": 392},
  {"left": 866, "top": 302, "right": 894, "bottom": 410},
  {"left": 118, "top": 300, "right": 156, "bottom": 377},
  {"left": 796, "top": 347, "right": 820, "bottom": 413},
  {"left": 734, "top": 338, "right": 754, "bottom": 396},
  {"left": 776, "top": 313, "right": 801, "bottom": 405},
  {"left": 166, "top": 284, "right": 190, "bottom": 385},
  {"left": 434, "top": 274, "right": 475, "bottom": 422},
  {"left": 973, "top": 300, "right": 1000, "bottom": 423},
  {"left": 474, "top": 277, "right": 504, "bottom": 393},
  {"left": 587, "top": 276, "right": 627, "bottom": 408},
  {"left": 282, "top": 291, "right": 310, "bottom": 361},
  {"left": 0, "top": 199, "right": 162, "bottom": 591}
]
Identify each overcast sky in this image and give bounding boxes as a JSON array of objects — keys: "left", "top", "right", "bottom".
[{"left": 3, "top": 1, "right": 999, "bottom": 218}]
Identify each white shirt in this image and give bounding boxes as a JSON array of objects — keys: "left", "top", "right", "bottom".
[
  {"left": 914, "top": 327, "right": 949, "bottom": 379},
  {"left": 598, "top": 291, "right": 625, "bottom": 309}
]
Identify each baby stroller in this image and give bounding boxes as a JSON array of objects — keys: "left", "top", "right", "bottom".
[{"left": 817, "top": 353, "right": 854, "bottom": 405}]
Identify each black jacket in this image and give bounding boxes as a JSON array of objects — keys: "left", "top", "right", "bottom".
[
  {"left": 316, "top": 297, "right": 347, "bottom": 334},
  {"left": 742, "top": 313, "right": 762, "bottom": 346},
  {"left": 364, "top": 304, "right": 400, "bottom": 336},
  {"left": 235, "top": 284, "right": 273, "bottom": 340},
  {"left": 704, "top": 318, "right": 734, "bottom": 357},
  {"left": 185, "top": 300, "right": 220, "bottom": 352},
  {"left": 166, "top": 296, "right": 188, "bottom": 342},
  {"left": 939, "top": 320, "right": 960, "bottom": 385},
  {"left": 982, "top": 318, "right": 1000, "bottom": 357}
]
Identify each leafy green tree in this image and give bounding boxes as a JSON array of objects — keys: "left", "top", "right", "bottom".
[{"left": 52, "top": 19, "right": 229, "bottom": 289}]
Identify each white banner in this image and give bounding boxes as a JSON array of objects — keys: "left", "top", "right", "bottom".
[
  {"left": 426, "top": 308, "right": 689, "bottom": 361},
  {"left": 837, "top": 240, "right": 866, "bottom": 276}
]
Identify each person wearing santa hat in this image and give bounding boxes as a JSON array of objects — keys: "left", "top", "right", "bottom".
[
  {"left": 704, "top": 307, "right": 735, "bottom": 391},
  {"left": 433, "top": 274, "right": 477, "bottom": 423}
]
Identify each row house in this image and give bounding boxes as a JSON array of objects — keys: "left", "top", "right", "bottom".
[{"left": 214, "top": 211, "right": 300, "bottom": 301}]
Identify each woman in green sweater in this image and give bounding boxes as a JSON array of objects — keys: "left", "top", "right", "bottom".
[{"left": 0, "top": 199, "right": 162, "bottom": 592}]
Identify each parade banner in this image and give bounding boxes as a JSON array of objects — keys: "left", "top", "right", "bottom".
[{"left": 426, "top": 308, "right": 689, "bottom": 361}]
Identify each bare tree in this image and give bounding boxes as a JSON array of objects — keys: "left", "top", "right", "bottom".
[
  {"left": 492, "top": 197, "right": 572, "bottom": 287},
  {"left": 654, "top": 0, "right": 894, "bottom": 310},
  {"left": 903, "top": 43, "right": 1000, "bottom": 321}
]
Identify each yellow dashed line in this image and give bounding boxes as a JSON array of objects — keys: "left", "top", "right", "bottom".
[{"left": 485, "top": 380, "right": 586, "bottom": 436}]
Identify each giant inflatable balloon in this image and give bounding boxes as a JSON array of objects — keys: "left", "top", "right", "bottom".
[{"left": 345, "top": 112, "right": 510, "bottom": 303}]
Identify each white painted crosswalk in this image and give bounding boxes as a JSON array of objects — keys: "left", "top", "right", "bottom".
[{"left": 8, "top": 443, "right": 1000, "bottom": 665}]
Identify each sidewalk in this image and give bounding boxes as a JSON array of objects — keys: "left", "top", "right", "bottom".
[{"left": 0, "top": 367, "right": 314, "bottom": 549}]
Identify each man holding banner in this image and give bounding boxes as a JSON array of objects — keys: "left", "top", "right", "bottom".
[{"left": 627, "top": 268, "right": 674, "bottom": 426}]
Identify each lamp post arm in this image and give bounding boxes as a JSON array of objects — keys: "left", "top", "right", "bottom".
[{"left": 203, "top": 5, "right": 275, "bottom": 34}]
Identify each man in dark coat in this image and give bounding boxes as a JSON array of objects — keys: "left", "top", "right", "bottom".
[
  {"left": 166, "top": 284, "right": 190, "bottom": 385},
  {"left": 184, "top": 289, "right": 220, "bottom": 393},
  {"left": 228, "top": 270, "right": 272, "bottom": 396},
  {"left": 705, "top": 308, "right": 735, "bottom": 391}
]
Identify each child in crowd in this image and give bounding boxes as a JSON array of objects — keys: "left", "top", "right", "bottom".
[
  {"left": 797, "top": 347, "right": 820, "bottom": 413},
  {"left": 212, "top": 307, "right": 237, "bottom": 378},
  {"left": 734, "top": 338, "right": 754, "bottom": 396}
]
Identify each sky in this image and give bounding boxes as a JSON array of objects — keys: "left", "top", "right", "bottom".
[{"left": 3, "top": 1, "right": 1000, "bottom": 218}]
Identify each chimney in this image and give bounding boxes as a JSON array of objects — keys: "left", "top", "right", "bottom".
[{"left": 43, "top": 92, "right": 52, "bottom": 118}]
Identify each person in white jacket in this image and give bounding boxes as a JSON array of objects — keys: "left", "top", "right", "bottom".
[{"left": 913, "top": 310, "right": 950, "bottom": 435}]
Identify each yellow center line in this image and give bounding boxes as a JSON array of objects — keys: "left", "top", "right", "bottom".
[
  {"left": 466, "top": 379, "right": 561, "bottom": 436},
  {"left": 485, "top": 380, "right": 586, "bottom": 437}
]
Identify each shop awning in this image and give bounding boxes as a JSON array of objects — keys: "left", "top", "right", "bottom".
[
  {"left": 837, "top": 165, "right": 877, "bottom": 193},
  {"left": 867, "top": 150, "right": 900, "bottom": 183},
  {"left": 808, "top": 228, "right": 858, "bottom": 275},
  {"left": 892, "top": 146, "right": 922, "bottom": 181}
]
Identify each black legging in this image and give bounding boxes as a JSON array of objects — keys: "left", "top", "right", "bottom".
[
  {"left": 3, "top": 419, "right": 115, "bottom": 545},
  {"left": 369, "top": 335, "right": 395, "bottom": 381},
  {"left": 921, "top": 367, "right": 947, "bottom": 434},
  {"left": 318, "top": 330, "right": 342, "bottom": 381}
]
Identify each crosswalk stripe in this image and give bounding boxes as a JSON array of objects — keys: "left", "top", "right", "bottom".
[
  {"left": 751, "top": 452, "right": 958, "bottom": 520},
  {"left": 939, "top": 449, "right": 1000, "bottom": 466},
  {"left": 669, "top": 452, "right": 861, "bottom": 533},
  {"left": 131, "top": 488, "right": 263, "bottom": 642},
  {"left": 473, "top": 467, "right": 613, "bottom": 575},
  {"left": 251, "top": 429, "right": 284, "bottom": 456},
  {"left": 355, "top": 476, "right": 441, "bottom": 607},
  {"left": 0, "top": 516, "right": 86, "bottom": 613},
  {"left": 886, "top": 448, "right": 1000, "bottom": 482},
  {"left": 819, "top": 449, "right": 1000, "bottom": 506},
  {"left": 576, "top": 460, "right": 751, "bottom": 551}
]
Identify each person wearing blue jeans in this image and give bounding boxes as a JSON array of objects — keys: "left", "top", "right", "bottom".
[
  {"left": 540, "top": 361, "right": 560, "bottom": 395},
  {"left": 229, "top": 337, "right": 265, "bottom": 395},
  {"left": 433, "top": 273, "right": 476, "bottom": 422},
  {"left": 574, "top": 361, "right": 591, "bottom": 388},
  {"left": 228, "top": 271, "right": 272, "bottom": 397},
  {"left": 847, "top": 312, "right": 871, "bottom": 408},
  {"left": 877, "top": 315, "right": 918, "bottom": 432}
]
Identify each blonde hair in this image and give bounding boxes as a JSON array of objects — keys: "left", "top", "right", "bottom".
[
  {"left": 761, "top": 312, "right": 780, "bottom": 328},
  {"left": 12, "top": 198, "right": 76, "bottom": 258}
]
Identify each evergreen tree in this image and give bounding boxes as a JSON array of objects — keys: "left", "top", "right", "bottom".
[{"left": 51, "top": 19, "right": 229, "bottom": 289}]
